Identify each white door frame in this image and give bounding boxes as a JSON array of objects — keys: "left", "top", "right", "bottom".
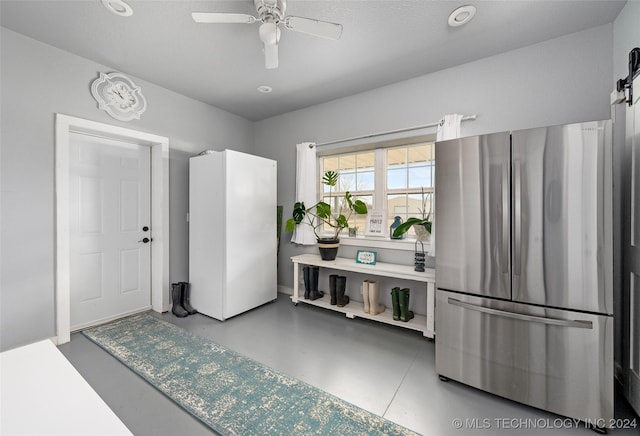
[{"left": 55, "top": 114, "right": 170, "bottom": 344}]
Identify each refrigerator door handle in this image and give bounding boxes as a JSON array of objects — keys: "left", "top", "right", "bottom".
[
  {"left": 447, "top": 298, "right": 593, "bottom": 329},
  {"left": 513, "top": 161, "right": 522, "bottom": 276},
  {"left": 502, "top": 161, "right": 509, "bottom": 273}
]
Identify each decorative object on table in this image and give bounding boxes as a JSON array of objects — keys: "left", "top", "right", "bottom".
[
  {"left": 390, "top": 216, "right": 405, "bottom": 239},
  {"left": 83, "top": 314, "right": 418, "bottom": 436},
  {"left": 348, "top": 227, "right": 357, "bottom": 237},
  {"left": 355, "top": 249, "right": 377, "bottom": 265},
  {"left": 335, "top": 275, "right": 349, "bottom": 307},
  {"left": 364, "top": 209, "right": 387, "bottom": 237},
  {"left": 365, "top": 280, "right": 385, "bottom": 315},
  {"left": 391, "top": 187, "right": 432, "bottom": 241},
  {"left": 286, "top": 170, "right": 368, "bottom": 261},
  {"left": 414, "top": 241, "right": 426, "bottom": 272},
  {"left": 316, "top": 238, "right": 340, "bottom": 261},
  {"left": 303, "top": 266, "right": 323, "bottom": 300},
  {"left": 90, "top": 71, "right": 147, "bottom": 121}
]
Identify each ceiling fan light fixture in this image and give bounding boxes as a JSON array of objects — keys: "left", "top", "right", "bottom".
[
  {"left": 101, "top": 0, "right": 133, "bottom": 17},
  {"left": 448, "top": 5, "right": 476, "bottom": 27},
  {"left": 259, "top": 22, "right": 280, "bottom": 45}
]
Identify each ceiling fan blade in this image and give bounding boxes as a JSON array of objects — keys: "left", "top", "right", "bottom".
[
  {"left": 264, "top": 43, "right": 279, "bottom": 69},
  {"left": 192, "top": 12, "right": 257, "bottom": 24},
  {"left": 284, "top": 16, "right": 343, "bottom": 40}
]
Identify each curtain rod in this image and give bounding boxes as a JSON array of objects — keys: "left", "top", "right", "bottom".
[{"left": 313, "top": 114, "right": 477, "bottom": 148}]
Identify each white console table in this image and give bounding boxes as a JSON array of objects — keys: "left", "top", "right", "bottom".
[
  {"left": 1, "top": 339, "right": 133, "bottom": 436},
  {"left": 291, "top": 254, "right": 435, "bottom": 338}
]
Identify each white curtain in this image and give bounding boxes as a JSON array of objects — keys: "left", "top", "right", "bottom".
[
  {"left": 436, "top": 114, "right": 464, "bottom": 141},
  {"left": 291, "top": 142, "right": 317, "bottom": 245}
]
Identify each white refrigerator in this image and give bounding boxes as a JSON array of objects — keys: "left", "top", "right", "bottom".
[{"left": 189, "top": 149, "right": 277, "bottom": 320}]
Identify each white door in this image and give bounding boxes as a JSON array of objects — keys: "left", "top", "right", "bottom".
[
  {"left": 623, "top": 75, "right": 640, "bottom": 416},
  {"left": 69, "top": 132, "right": 151, "bottom": 330}
]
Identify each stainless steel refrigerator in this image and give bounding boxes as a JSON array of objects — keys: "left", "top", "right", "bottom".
[{"left": 435, "top": 120, "right": 614, "bottom": 424}]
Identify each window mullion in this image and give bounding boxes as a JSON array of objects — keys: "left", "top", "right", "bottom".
[{"left": 374, "top": 148, "right": 385, "bottom": 209}]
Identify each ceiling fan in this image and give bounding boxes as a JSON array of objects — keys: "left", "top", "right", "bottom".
[{"left": 192, "top": 0, "right": 343, "bottom": 69}]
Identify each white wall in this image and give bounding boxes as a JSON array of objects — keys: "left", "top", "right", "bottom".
[
  {"left": 253, "top": 24, "right": 613, "bottom": 292},
  {"left": 0, "top": 28, "right": 254, "bottom": 351},
  {"left": 0, "top": 20, "right": 622, "bottom": 350}
]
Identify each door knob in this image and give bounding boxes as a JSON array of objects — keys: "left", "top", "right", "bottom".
[
  {"left": 142, "top": 226, "right": 149, "bottom": 232},
  {"left": 138, "top": 237, "right": 152, "bottom": 243}
]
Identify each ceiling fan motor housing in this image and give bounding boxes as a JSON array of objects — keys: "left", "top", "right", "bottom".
[{"left": 255, "top": 0, "right": 285, "bottom": 23}]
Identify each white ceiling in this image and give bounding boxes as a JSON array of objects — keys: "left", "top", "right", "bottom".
[{"left": 0, "top": 0, "right": 626, "bottom": 121}]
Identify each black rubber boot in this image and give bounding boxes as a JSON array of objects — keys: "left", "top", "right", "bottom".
[
  {"left": 303, "top": 266, "right": 311, "bottom": 299},
  {"left": 171, "top": 283, "right": 188, "bottom": 318},
  {"left": 329, "top": 274, "right": 338, "bottom": 305},
  {"left": 398, "top": 288, "right": 414, "bottom": 322},
  {"left": 336, "top": 275, "right": 349, "bottom": 307},
  {"left": 391, "top": 287, "right": 400, "bottom": 320},
  {"left": 179, "top": 282, "right": 197, "bottom": 315},
  {"left": 309, "top": 266, "right": 324, "bottom": 301}
]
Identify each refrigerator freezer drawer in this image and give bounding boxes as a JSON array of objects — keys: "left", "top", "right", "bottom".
[{"left": 435, "top": 289, "right": 613, "bottom": 423}]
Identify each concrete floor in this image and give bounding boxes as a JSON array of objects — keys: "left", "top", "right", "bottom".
[{"left": 59, "top": 293, "right": 638, "bottom": 436}]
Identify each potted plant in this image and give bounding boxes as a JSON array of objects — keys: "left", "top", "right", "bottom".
[
  {"left": 286, "top": 170, "right": 368, "bottom": 260},
  {"left": 391, "top": 187, "right": 432, "bottom": 241}
]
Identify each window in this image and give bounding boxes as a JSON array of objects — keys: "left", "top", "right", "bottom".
[
  {"left": 386, "top": 143, "right": 434, "bottom": 238},
  {"left": 318, "top": 141, "right": 434, "bottom": 240},
  {"left": 320, "top": 151, "right": 375, "bottom": 233}
]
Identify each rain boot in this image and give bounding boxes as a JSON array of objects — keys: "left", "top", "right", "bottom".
[
  {"left": 391, "top": 287, "right": 400, "bottom": 321},
  {"left": 303, "top": 266, "right": 311, "bottom": 299},
  {"left": 336, "top": 276, "right": 349, "bottom": 307},
  {"left": 368, "top": 280, "right": 385, "bottom": 315},
  {"left": 179, "top": 282, "right": 197, "bottom": 315},
  {"left": 362, "top": 280, "right": 370, "bottom": 313},
  {"left": 398, "top": 288, "right": 415, "bottom": 322},
  {"left": 309, "top": 266, "right": 324, "bottom": 301},
  {"left": 171, "top": 283, "right": 188, "bottom": 318},
  {"left": 329, "top": 274, "right": 338, "bottom": 305}
]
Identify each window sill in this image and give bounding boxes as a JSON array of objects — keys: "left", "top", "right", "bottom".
[{"left": 340, "top": 235, "right": 432, "bottom": 253}]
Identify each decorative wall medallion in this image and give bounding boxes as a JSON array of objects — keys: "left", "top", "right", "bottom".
[{"left": 90, "top": 72, "right": 147, "bottom": 121}]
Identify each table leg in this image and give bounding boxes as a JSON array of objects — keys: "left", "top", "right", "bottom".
[
  {"left": 292, "top": 262, "right": 299, "bottom": 304},
  {"left": 426, "top": 282, "right": 435, "bottom": 338}
]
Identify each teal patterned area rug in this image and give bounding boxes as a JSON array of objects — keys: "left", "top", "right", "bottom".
[{"left": 83, "top": 313, "right": 418, "bottom": 436}]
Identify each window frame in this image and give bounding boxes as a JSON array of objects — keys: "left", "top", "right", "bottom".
[{"left": 317, "top": 140, "right": 435, "bottom": 253}]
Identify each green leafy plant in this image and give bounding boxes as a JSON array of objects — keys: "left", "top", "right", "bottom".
[
  {"left": 285, "top": 170, "right": 368, "bottom": 240},
  {"left": 392, "top": 187, "right": 432, "bottom": 238}
]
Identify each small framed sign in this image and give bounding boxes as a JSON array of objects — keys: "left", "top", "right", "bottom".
[
  {"left": 365, "top": 209, "right": 387, "bottom": 237},
  {"left": 356, "top": 250, "right": 377, "bottom": 265}
]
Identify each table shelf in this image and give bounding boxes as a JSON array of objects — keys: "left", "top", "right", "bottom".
[{"left": 291, "top": 254, "right": 435, "bottom": 338}]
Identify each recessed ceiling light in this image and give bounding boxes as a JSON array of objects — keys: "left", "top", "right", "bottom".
[
  {"left": 101, "top": 0, "right": 133, "bottom": 17},
  {"left": 257, "top": 85, "right": 273, "bottom": 94},
  {"left": 448, "top": 5, "right": 476, "bottom": 27}
]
